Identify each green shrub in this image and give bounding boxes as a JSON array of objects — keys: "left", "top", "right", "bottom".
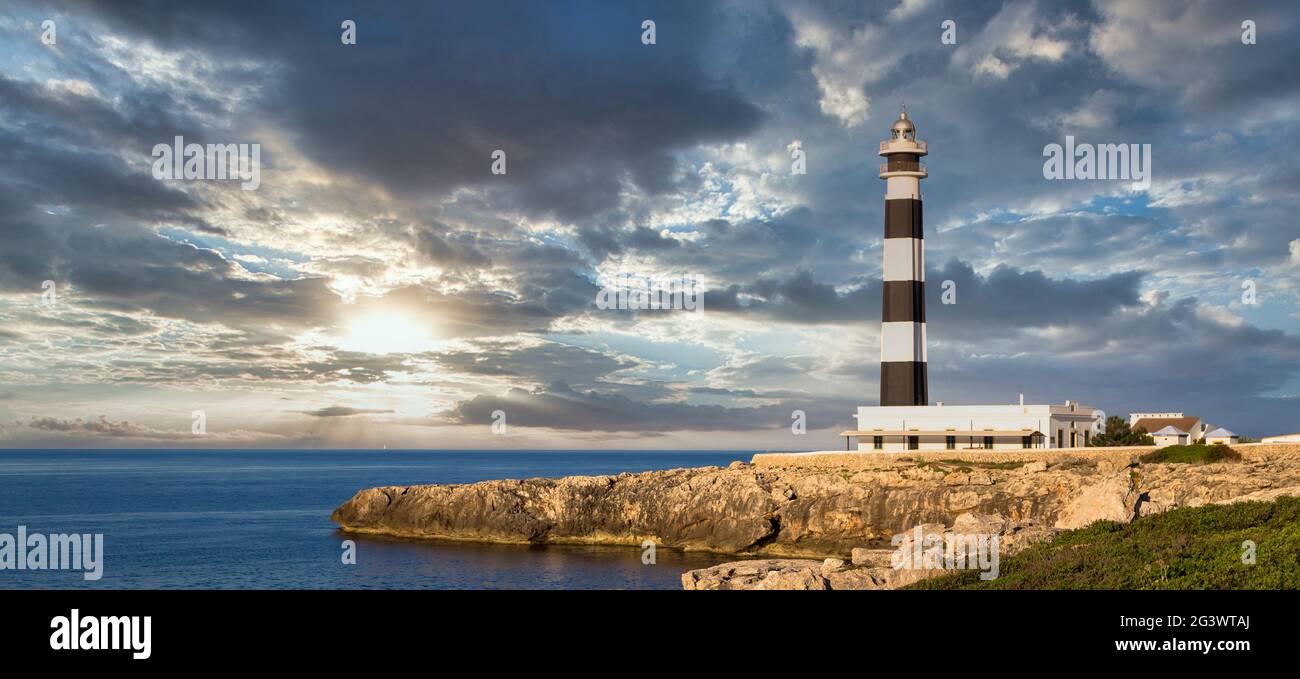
[{"left": 1139, "top": 443, "right": 1241, "bottom": 464}]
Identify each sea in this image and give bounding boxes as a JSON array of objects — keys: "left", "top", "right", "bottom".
[{"left": 0, "top": 449, "right": 756, "bottom": 590}]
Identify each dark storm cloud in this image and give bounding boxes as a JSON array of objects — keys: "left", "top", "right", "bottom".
[
  {"left": 446, "top": 379, "right": 854, "bottom": 433},
  {"left": 412, "top": 224, "right": 490, "bottom": 270},
  {"left": 0, "top": 206, "right": 341, "bottom": 339},
  {"left": 925, "top": 260, "right": 1143, "bottom": 331},
  {"left": 0, "top": 73, "right": 335, "bottom": 336},
  {"left": 0, "top": 72, "right": 227, "bottom": 163},
  {"left": 1089, "top": 0, "right": 1300, "bottom": 118},
  {"left": 66, "top": 0, "right": 764, "bottom": 221},
  {"left": 0, "top": 122, "right": 199, "bottom": 221},
  {"left": 825, "top": 285, "right": 1300, "bottom": 435},
  {"left": 701, "top": 259, "right": 1142, "bottom": 329}
]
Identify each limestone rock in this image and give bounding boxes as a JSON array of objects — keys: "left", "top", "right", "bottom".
[
  {"left": 681, "top": 560, "right": 829, "bottom": 590},
  {"left": 851, "top": 547, "right": 893, "bottom": 567},
  {"left": 821, "top": 558, "right": 845, "bottom": 572},
  {"left": 332, "top": 444, "right": 1300, "bottom": 565},
  {"left": 1054, "top": 472, "right": 1138, "bottom": 529},
  {"left": 824, "top": 568, "right": 893, "bottom": 590},
  {"left": 953, "top": 512, "right": 1006, "bottom": 535}
]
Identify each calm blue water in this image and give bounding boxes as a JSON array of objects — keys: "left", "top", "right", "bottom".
[{"left": 0, "top": 450, "right": 753, "bottom": 589}]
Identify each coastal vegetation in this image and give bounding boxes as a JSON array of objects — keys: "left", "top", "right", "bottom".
[
  {"left": 1088, "top": 415, "right": 1155, "bottom": 446},
  {"left": 910, "top": 496, "right": 1299, "bottom": 589},
  {"left": 1140, "top": 443, "right": 1241, "bottom": 465}
]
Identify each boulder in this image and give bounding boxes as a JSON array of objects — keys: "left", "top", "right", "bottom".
[
  {"left": 681, "top": 560, "right": 829, "bottom": 590},
  {"left": 1054, "top": 472, "right": 1138, "bottom": 529},
  {"left": 851, "top": 547, "right": 893, "bottom": 567}
]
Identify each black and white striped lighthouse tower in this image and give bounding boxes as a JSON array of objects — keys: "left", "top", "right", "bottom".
[{"left": 878, "top": 106, "right": 928, "bottom": 406}]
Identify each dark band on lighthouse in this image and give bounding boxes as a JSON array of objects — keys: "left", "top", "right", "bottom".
[{"left": 878, "top": 108, "right": 929, "bottom": 406}]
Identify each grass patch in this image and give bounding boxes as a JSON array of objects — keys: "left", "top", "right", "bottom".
[
  {"left": 1140, "top": 443, "right": 1241, "bottom": 464},
  {"left": 908, "top": 496, "right": 1300, "bottom": 589}
]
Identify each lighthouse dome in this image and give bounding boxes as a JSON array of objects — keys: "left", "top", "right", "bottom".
[{"left": 890, "top": 108, "right": 915, "bottom": 140}]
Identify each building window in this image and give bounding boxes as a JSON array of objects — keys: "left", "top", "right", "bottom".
[
  {"left": 1084, "top": 431, "right": 1090, "bottom": 446},
  {"left": 873, "top": 436, "right": 883, "bottom": 450},
  {"left": 945, "top": 435, "right": 955, "bottom": 450},
  {"left": 983, "top": 436, "right": 993, "bottom": 449},
  {"left": 1022, "top": 436, "right": 1032, "bottom": 449},
  {"left": 907, "top": 436, "right": 919, "bottom": 450}
]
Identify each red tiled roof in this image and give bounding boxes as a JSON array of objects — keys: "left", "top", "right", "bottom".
[{"left": 1132, "top": 417, "right": 1200, "bottom": 434}]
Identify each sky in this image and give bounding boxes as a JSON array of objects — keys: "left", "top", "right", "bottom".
[{"left": 0, "top": 0, "right": 1297, "bottom": 450}]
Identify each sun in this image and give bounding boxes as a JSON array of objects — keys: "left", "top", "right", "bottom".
[{"left": 338, "top": 313, "right": 435, "bottom": 355}]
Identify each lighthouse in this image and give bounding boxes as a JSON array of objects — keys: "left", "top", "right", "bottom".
[
  {"left": 841, "top": 108, "right": 1104, "bottom": 452},
  {"left": 878, "top": 106, "right": 928, "bottom": 406}
]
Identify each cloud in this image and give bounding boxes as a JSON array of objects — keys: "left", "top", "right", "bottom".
[
  {"left": 1057, "top": 89, "right": 1126, "bottom": 130},
  {"left": 700, "top": 260, "right": 1142, "bottom": 331},
  {"left": 783, "top": 2, "right": 909, "bottom": 127},
  {"left": 27, "top": 415, "right": 175, "bottom": 438},
  {"left": 445, "top": 379, "right": 850, "bottom": 433},
  {"left": 1089, "top": 0, "right": 1300, "bottom": 117},
  {"left": 1, "top": 0, "right": 1298, "bottom": 447},
  {"left": 70, "top": 1, "right": 764, "bottom": 222},
  {"left": 300, "top": 406, "right": 395, "bottom": 418},
  {"left": 950, "top": 0, "right": 1072, "bottom": 80}
]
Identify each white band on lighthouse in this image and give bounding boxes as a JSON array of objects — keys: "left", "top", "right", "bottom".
[
  {"left": 882, "top": 238, "right": 925, "bottom": 282},
  {"left": 885, "top": 176, "right": 922, "bottom": 200},
  {"left": 880, "top": 322, "right": 927, "bottom": 362}
]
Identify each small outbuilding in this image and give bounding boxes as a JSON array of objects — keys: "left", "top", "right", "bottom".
[
  {"left": 1205, "top": 428, "right": 1239, "bottom": 445},
  {"left": 1152, "top": 425, "right": 1189, "bottom": 446}
]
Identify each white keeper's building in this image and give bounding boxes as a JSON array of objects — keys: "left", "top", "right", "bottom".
[
  {"left": 843, "top": 397, "right": 1105, "bottom": 452},
  {"left": 843, "top": 108, "right": 1104, "bottom": 452}
]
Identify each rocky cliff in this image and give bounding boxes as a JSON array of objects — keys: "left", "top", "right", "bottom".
[{"left": 331, "top": 444, "right": 1300, "bottom": 561}]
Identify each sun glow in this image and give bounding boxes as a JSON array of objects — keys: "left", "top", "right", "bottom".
[{"left": 339, "top": 313, "right": 436, "bottom": 355}]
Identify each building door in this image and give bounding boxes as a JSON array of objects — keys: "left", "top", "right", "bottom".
[
  {"left": 907, "top": 436, "right": 919, "bottom": 450},
  {"left": 1057, "top": 430, "right": 1063, "bottom": 448}
]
